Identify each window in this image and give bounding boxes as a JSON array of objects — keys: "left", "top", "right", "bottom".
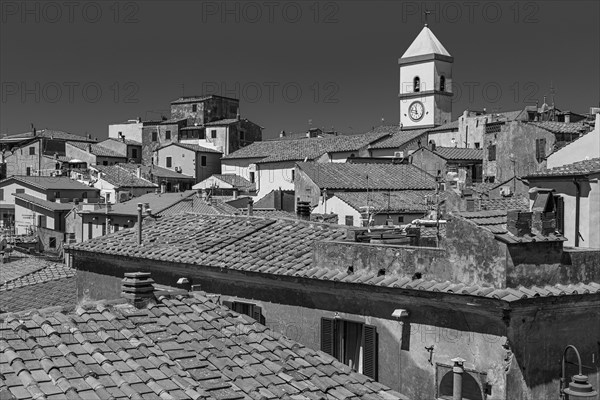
[
  {"left": 152, "top": 131, "right": 158, "bottom": 142},
  {"left": 16, "top": 188, "right": 25, "bottom": 194},
  {"left": 440, "top": 75, "right": 446, "bottom": 91},
  {"left": 211, "top": 129, "right": 217, "bottom": 138},
  {"left": 437, "top": 363, "right": 487, "bottom": 400},
  {"left": 535, "top": 138, "right": 547, "bottom": 162},
  {"left": 54, "top": 191, "right": 61, "bottom": 199},
  {"left": 321, "top": 318, "right": 377, "bottom": 379},
  {"left": 249, "top": 172, "right": 255, "bottom": 184},
  {"left": 345, "top": 215, "right": 354, "bottom": 226},
  {"left": 474, "top": 142, "right": 480, "bottom": 149},
  {"left": 291, "top": 170, "right": 295, "bottom": 181},
  {"left": 26, "top": 167, "right": 31, "bottom": 176},
  {"left": 222, "top": 300, "right": 265, "bottom": 324},
  {"left": 466, "top": 198, "right": 475, "bottom": 212},
  {"left": 49, "top": 237, "right": 56, "bottom": 248},
  {"left": 398, "top": 216, "right": 404, "bottom": 223},
  {"left": 131, "top": 148, "right": 138, "bottom": 159},
  {"left": 0, "top": 189, "right": 3, "bottom": 201},
  {"left": 82, "top": 192, "right": 87, "bottom": 199},
  {"left": 88, "top": 223, "right": 93, "bottom": 239},
  {"left": 106, "top": 193, "right": 111, "bottom": 202},
  {"left": 413, "top": 76, "right": 420, "bottom": 92},
  {"left": 114, "top": 224, "right": 119, "bottom": 232},
  {"left": 165, "top": 130, "right": 171, "bottom": 140},
  {"left": 488, "top": 144, "right": 496, "bottom": 161},
  {"left": 37, "top": 215, "right": 47, "bottom": 228},
  {"left": 201, "top": 156, "right": 207, "bottom": 167},
  {"left": 192, "top": 104, "right": 197, "bottom": 112},
  {"left": 101, "top": 223, "right": 106, "bottom": 236},
  {"left": 29, "top": 146, "right": 35, "bottom": 155},
  {"left": 103, "top": 161, "right": 108, "bottom": 166},
  {"left": 554, "top": 195, "right": 564, "bottom": 234},
  {"left": 166, "top": 157, "right": 172, "bottom": 168}
]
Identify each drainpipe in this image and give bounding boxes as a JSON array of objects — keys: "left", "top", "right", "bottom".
[
  {"left": 452, "top": 357, "right": 465, "bottom": 400},
  {"left": 573, "top": 178, "right": 581, "bottom": 247},
  {"left": 137, "top": 203, "right": 143, "bottom": 245}
]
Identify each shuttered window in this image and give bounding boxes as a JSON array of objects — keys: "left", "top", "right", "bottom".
[
  {"left": 554, "top": 195, "right": 565, "bottom": 234},
  {"left": 487, "top": 144, "right": 496, "bottom": 161},
  {"left": 222, "top": 300, "right": 265, "bottom": 325},
  {"left": 535, "top": 138, "right": 546, "bottom": 162},
  {"left": 320, "top": 318, "right": 378, "bottom": 379}
]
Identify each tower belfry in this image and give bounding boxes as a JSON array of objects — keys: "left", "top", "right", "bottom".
[{"left": 399, "top": 25, "right": 453, "bottom": 129}]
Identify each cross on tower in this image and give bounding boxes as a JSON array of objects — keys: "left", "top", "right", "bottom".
[{"left": 424, "top": 9, "right": 431, "bottom": 26}]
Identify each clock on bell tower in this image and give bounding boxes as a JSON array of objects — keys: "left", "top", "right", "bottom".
[{"left": 399, "top": 25, "right": 453, "bottom": 129}]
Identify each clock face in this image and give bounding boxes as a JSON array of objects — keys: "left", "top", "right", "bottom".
[{"left": 409, "top": 101, "right": 425, "bottom": 122}]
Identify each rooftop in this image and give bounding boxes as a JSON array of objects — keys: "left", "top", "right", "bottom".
[
  {"left": 68, "top": 142, "right": 127, "bottom": 158},
  {"left": 83, "top": 191, "right": 198, "bottom": 217},
  {"left": 529, "top": 121, "right": 590, "bottom": 135},
  {"left": 479, "top": 196, "right": 529, "bottom": 211},
  {"left": 92, "top": 165, "right": 158, "bottom": 189},
  {"left": 0, "top": 290, "right": 405, "bottom": 400},
  {"left": 525, "top": 157, "right": 600, "bottom": 178},
  {"left": 0, "top": 129, "right": 96, "bottom": 144},
  {"left": 203, "top": 118, "right": 241, "bottom": 126},
  {"left": 157, "top": 195, "right": 240, "bottom": 217},
  {"left": 117, "top": 163, "right": 195, "bottom": 181},
  {"left": 401, "top": 25, "right": 452, "bottom": 58},
  {"left": 194, "top": 174, "right": 255, "bottom": 192},
  {"left": 223, "top": 131, "right": 391, "bottom": 163},
  {"left": 334, "top": 191, "right": 434, "bottom": 213},
  {"left": 103, "top": 137, "right": 143, "bottom": 146},
  {"left": 426, "top": 120, "right": 459, "bottom": 133},
  {"left": 171, "top": 94, "right": 239, "bottom": 104},
  {"left": 297, "top": 162, "right": 437, "bottom": 190},
  {"left": 65, "top": 214, "right": 599, "bottom": 303},
  {"left": 1, "top": 176, "right": 97, "bottom": 191},
  {"left": 367, "top": 127, "right": 429, "bottom": 150},
  {"left": 12, "top": 193, "right": 76, "bottom": 212},
  {"left": 158, "top": 142, "right": 222, "bottom": 154},
  {"left": 432, "top": 147, "right": 483, "bottom": 161}
]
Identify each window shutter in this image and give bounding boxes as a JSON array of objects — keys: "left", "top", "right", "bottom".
[
  {"left": 554, "top": 195, "right": 564, "bottom": 234},
  {"left": 321, "top": 318, "right": 335, "bottom": 356},
  {"left": 222, "top": 300, "right": 234, "bottom": 310},
  {"left": 252, "top": 305, "right": 265, "bottom": 325},
  {"left": 362, "top": 325, "right": 378, "bottom": 380},
  {"left": 539, "top": 138, "right": 546, "bottom": 160}
]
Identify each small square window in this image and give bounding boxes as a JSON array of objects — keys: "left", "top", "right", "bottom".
[
  {"left": 192, "top": 104, "right": 197, "bottom": 112},
  {"left": 152, "top": 132, "right": 158, "bottom": 142},
  {"left": 201, "top": 156, "right": 207, "bottom": 167},
  {"left": 345, "top": 216, "right": 354, "bottom": 226},
  {"left": 29, "top": 146, "right": 35, "bottom": 155},
  {"left": 49, "top": 237, "right": 56, "bottom": 248},
  {"left": 166, "top": 157, "right": 172, "bottom": 168},
  {"left": 211, "top": 129, "right": 217, "bottom": 139},
  {"left": 165, "top": 130, "right": 171, "bottom": 140}
]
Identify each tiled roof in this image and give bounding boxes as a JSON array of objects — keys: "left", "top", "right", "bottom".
[
  {"left": 84, "top": 192, "right": 197, "bottom": 217},
  {"left": 204, "top": 119, "right": 240, "bottom": 126},
  {"left": 297, "top": 162, "right": 437, "bottom": 190},
  {"left": 334, "top": 191, "right": 434, "bottom": 213},
  {"left": 42, "top": 154, "right": 73, "bottom": 163},
  {"left": 0, "top": 255, "right": 77, "bottom": 313},
  {"left": 479, "top": 196, "right": 529, "bottom": 211},
  {"left": 158, "top": 142, "right": 222, "bottom": 154},
  {"left": 453, "top": 210, "right": 566, "bottom": 243},
  {"left": 433, "top": 147, "right": 483, "bottom": 161},
  {"left": 0, "top": 290, "right": 406, "bottom": 400},
  {"left": 529, "top": 121, "right": 589, "bottom": 135},
  {"left": 0, "top": 129, "right": 96, "bottom": 143},
  {"left": 401, "top": 26, "right": 451, "bottom": 58},
  {"left": 65, "top": 214, "right": 599, "bottom": 303},
  {"left": 68, "top": 142, "right": 127, "bottom": 158},
  {"left": 92, "top": 165, "right": 158, "bottom": 189},
  {"left": 367, "top": 127, "right": 429, "bottom": 150},
  {"left": 196, "top": 174, "right": 255, "bottom": 191},
  {"left": 1, "top": 176, "right": 96, "bottom": 191},
  {"left": 426, "top": 120, "right": 459, "bottom": 132},
  {"left": 13, "top": 193, "right": 76, "bottom": 212},
  {"left": 117, "top": 164, "right": 195, "bottom": 180},
  {"left": 469, "top": 182, "right": 496, "bottom": 195},
  {"left": 224, "top": 131, "right": 391, "bottom": 163},
  {"left": 251, "top": 210, "right": 298, "bottom": 219},
  {"left": 525, "top": 158, "right": 600, "bottom": 178},
  {"left": 157, "top": 196, "right": 240, "bottom": 217},
  {"left": 171, "top": 95, "right": 238, "bottom": 104},
  {"left": 103, "top": 138, "right": 142, "bottom": 146}
]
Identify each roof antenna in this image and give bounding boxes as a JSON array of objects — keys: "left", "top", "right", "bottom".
[{"left": 550, "top": 80, "right": 556, "bottom": 108}]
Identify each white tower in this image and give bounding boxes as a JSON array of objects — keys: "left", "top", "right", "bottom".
[{"left": 399, "top": 25, "right": 453, "bottom": 129}]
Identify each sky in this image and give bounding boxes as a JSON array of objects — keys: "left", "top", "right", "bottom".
[{"left": 1, "top": 0, "right": 599, "bottom": 140}]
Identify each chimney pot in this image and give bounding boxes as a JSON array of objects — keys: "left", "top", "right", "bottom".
[
  {"left": 232, "top": 188, "right": 239, "bottom": 200},
  {"left": 247, "top": 199, "right": 253, "bottom": 216},
  {"left": 531, "top": 210, "right": 556, "bottom": 236},
  {"left": 121, "top": 272, "right": 155, "bottom": 308},
  {"left": 507, "top": 210, "right": 532, "bottom": 236}
]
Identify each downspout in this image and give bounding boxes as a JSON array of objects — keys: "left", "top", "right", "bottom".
[{"left": 573, "top": 178, "right": 581, "bottom": 247}]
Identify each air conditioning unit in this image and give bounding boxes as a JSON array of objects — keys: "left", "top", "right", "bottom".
[
  {"left": 119, "top": 192, "right": 131, "bottom": 202},
  {"left": 500, "top": 186, "right": 512, "bottom": 197},
  {"left": 248, "top": 164, "right": 257, "bottom": 172},
  {"left": 590, "top": 107, "right": 600, "bottom": 115},
  {"left": 394, "top": 151, "right": 404, "bottom": 158}
]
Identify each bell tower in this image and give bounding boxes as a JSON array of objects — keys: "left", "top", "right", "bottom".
[{"left": 399, "top": 25, "right": 453, "bottom": 129}]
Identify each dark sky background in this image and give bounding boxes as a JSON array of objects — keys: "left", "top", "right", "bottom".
[{"left": 1, "top": 1, "right": 599, "bottom": 140}]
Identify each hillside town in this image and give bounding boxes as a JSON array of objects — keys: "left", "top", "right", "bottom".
[{"left": 1, "top": 24, "right": 599, "bottom": 400}]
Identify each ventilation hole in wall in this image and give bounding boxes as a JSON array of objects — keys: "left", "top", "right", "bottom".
[
  {"left": 377, "top": 269, "right": 386, "bottom": 277},
  {"left": 412, "top": 272, "right": 422, "bottom": 280},
  {"left": 347, "top": 266, "right": 354, "bottom": 275}
]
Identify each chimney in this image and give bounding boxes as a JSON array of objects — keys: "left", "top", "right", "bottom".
[
  {"left": 160, "top": 182, "right": 166, "bottom": 194},
  {"left": 54, "top": 152, "right": 58, "bottom": 160},
  {"left": 137, "top": 203, "right": 143, "bottom": 245},
  {"left": 506, "top": 209, "right": 532, "bottom": 236},
  {"left": 136, "top": 166, "right": 141, "bottom": 178},
  {"left": 87, "top": 144, "right": 92, "bottom": 153},
  {"left": 138, "top": 117, "right": 142, "bottom": 123},
  {"left": 532, "top": 211, "right": 556, "bottom": 236},
  {"left": 87, "top": 134, "right": 92, "bottom": 140},
  {"left": 280, "top": 130, "right": 286, "bottom": 138},
  {"left": 121, "top": 272, "right": 155, "bottom": 308},
  {"left": 564, "top": 113, "right": 571, "bottom": 123},
  {"left": 232, "top": 188, "right": 239, "bottom": 200},
  {"left": 247, "top": 198, "right": 253, "bottom": 216}
]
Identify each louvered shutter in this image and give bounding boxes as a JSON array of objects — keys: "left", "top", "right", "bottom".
[
  {"left": 252, "top": 305, "right": 265, "bottom": 325},
  {"left": 321, "top": 318, "right": 335, "bottom": 356},
  {"left": 362, "top": 325, "right": 378, "bottom": 380}
]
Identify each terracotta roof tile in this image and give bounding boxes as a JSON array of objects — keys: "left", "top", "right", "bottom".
[
  {"left": 432, "top": 147, "right": 483, "bottom": 161},
  {"left": 367, "top": 127, "right": 429, "bottom": 150},
  {"left": 526, "top": 158, "right": 600, "bottom": 177},
  {"left": 68, "top": 141, "right": 127, "bottom": 158},
  {"left": 334, "top": 190, "right": 434, "bottom": 213},
  {"left": 529, "top": 121, "right": 590, "bottom": 135}
]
